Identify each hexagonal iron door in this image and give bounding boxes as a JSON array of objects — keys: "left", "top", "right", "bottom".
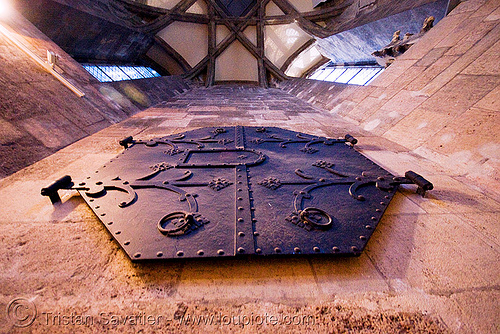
[{"left": 42, "top": 126, "right": 433, "bottom": 260}]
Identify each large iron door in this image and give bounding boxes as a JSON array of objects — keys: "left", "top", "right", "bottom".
[{"left": 42, "top": 126, "right": 432, "bottom": 260}]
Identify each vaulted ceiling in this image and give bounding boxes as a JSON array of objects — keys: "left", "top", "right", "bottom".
[{"left": 16, "top": 0, "right": 440, "bottom": 86}]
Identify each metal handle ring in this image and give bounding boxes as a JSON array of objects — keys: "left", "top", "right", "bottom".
[
  {"left": 158, "top": 211, "right": 193, "bottom": 236},
  {"left": 299, "top": 207, "right": 333, "bottom": 229}
]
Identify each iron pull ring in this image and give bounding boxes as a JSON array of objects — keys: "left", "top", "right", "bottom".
[
  {"left": 299, "top": 207, "right": 333, "bottom": 229},
  {"left": 158, "top": 211, "right": 194, "bottom": 236}
]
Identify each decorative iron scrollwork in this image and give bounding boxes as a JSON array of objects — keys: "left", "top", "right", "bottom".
[
  {"left": 208, "top": 178, "right": 232, "bottom": 191},
  {"left": 300, "top": 147, "right": 318, "bottom": 154},
  {"left": 218, "top": 139, "right": 234, "bottom": 145},
  {"left": 41, "top": 127, "right": 435, "bottom": 260},
  {"left": 258, "top": 177, "right": 282, "bottom": 190},
  {"left": 212, "top": 128, "right": 226, "bottom": 136},
  {"left": 313, "top": 160, "right": 349, "bottom": 177},
  {"left": 137, "top": 162, "right": 174, "bottom": 181},
  {"left": 83, "top": 179, "right": 137, "bottom": 208},
  {"left": 164, "top": 147, "right": 183, "bottom": 156}
]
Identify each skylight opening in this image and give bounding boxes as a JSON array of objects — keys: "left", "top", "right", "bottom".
[
  {"left": 309, "top": 65, "right": 384, "bottom": 86},
  {"left": 82, "top": 64, "right": 161, "bottom": 82}
]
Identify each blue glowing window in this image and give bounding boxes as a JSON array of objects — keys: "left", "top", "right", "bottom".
[
  {"left": 82, "top": 64, "right": 161, "bottom": 82},
  {"left": 98, "top": 66, "right": 130, "bottom": 81},
  {"left": 82, "top": 65, "right": 112, "bottom": 82},
  {"left": 309, "top": 65, "right": 384, "bottom": 86},
  {"left": 119, "top": 66, "right": 144, "bottom": 80}
]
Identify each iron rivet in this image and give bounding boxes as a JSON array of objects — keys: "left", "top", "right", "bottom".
[
  {"left": 157, "top": 252, "right": 163, "bottom": 257},
  {"left": 95, "top": 206, "right": 100, "bottom": 209},
  {"left": 256, "top": 248, "right": 262, "bottom": 254},
  {"left": 313, "top": 246, "right": 320, "bottom": 252},
  {"left": 237, "top": 247, "right": 245, "bottom": 253},
  {"left": 217, "top": 249, "right": 225, "bottom": 255},
  {"left": 238, "top": 218, "right": 244, "bottom": 222},
  {"left": 89, "top": 199, "right": 94, "bottom": 202},
  {"left": 96, "top": 181, "right": 102, "bottom": 185},
  {"left": 332, "top": 247, "right": 340, "bottom": 252},
  {"left": 351, "top": 246, "right": 358, "bottom": 252},
  {"left": 124, "top": 241, "right": 130, "bottom": 245},
  {"left": 79, "top": 182, "right": 86, "bottom": 186},
  {"left": 385, "top": 195, "right": 390, "bottom": 199},
  {"left": 360, "top": 236, "right": 367, "bottom": 240},
  {"left": 115, "top": 231, "right": 121, "bottom": 235},
  {"left": 238, "top": 207, "right": 244, "bottom": 210},
  {"left": 176, "top": 251, "right": 184, "bottom": 257},
  {"left": 101, "top": 213, "right": 106, "bottom": 216},
  {"left": 238, "top": 232, "right": 245, "bottom": 237},
  {"left": 356, "top": 177, "right": 362, "bottom": 181},
  {"left": 197, "top": 250, "right": 204, "bottom": 256},
  {"left": 238, "top": 188, "right": 242, "bottom": 192},
  {"left": 134, "top": 253, "right": 141, "bottom": 258},
  {"left": 375, "top": 208, "right": 381, "bottom": 212},
  {"left": 238, "top": 197, "right": 243, "bottom": 201},
  {"left": 107, "top": 221, "right": 113, "bottom": 225},
  {"left": 252, "top": 218, "right": 257, "bottom": 223},
  {"left": 238, "top": 181, "right": 242, "bottom": 184},
  {"left": 294, "top": 247, "right": 301, "bottom": 253},
  {"left": 365, "top": 225, "right": 372, "bottom": 229},
  {"left": 123, "top": 181, "right": 129, "bottom": 185},
  {"left": 274, "top": 247, "right": 281, "bottom": 253},
  {"left": 253, "top": 231, "right": 259, "bottom": 236},
  {"left": 380, "top": 202, "right": 385, "bottom": 205},
  {"left": 319, "top": 178, "right": 325, "bottom": 182},
  {"left": 371, "top": 216, "right": 376, "bottom": 220},
  {"left": 377, "top": 177, "right": 385, "bottom": 181}
]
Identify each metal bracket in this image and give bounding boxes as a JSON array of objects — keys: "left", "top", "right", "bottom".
[
  {"left": 344, "top": 134, "right": 358, "bottom": 145},
  {"left": 119, "top": 136, "right": 134, "bottom": 149},
  {"left": 376, "top": 170, "right": 433, "bottom": 197},
  {"left": 40, "top": 175, "right": 74, "bottom": 204}
]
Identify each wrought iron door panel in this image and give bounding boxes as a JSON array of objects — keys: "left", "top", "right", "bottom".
[
  {"left": 41, "top": 126, "right": 434, "bottom": 261},
  {"left": 244, "top": 130, "right": 393, "bottom": 256}
]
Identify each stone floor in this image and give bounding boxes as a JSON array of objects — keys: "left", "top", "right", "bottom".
[{"left": 0, "top": 84, "right": 498, "bottom": 333}]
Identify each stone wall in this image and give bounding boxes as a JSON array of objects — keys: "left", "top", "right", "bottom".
[
  {"left": 0, "top": 10, "right": 190, "bottom": 178},
  {"left": 280, "top": 0, "right": 500, "bottom": 201},
  {"left": 96, "top": 76, "right": 191, "bottom": 115}
]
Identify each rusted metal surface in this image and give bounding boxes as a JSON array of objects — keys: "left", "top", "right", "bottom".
[{"left": 42, "top": 126, "right": 433, "bottom": 260}]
